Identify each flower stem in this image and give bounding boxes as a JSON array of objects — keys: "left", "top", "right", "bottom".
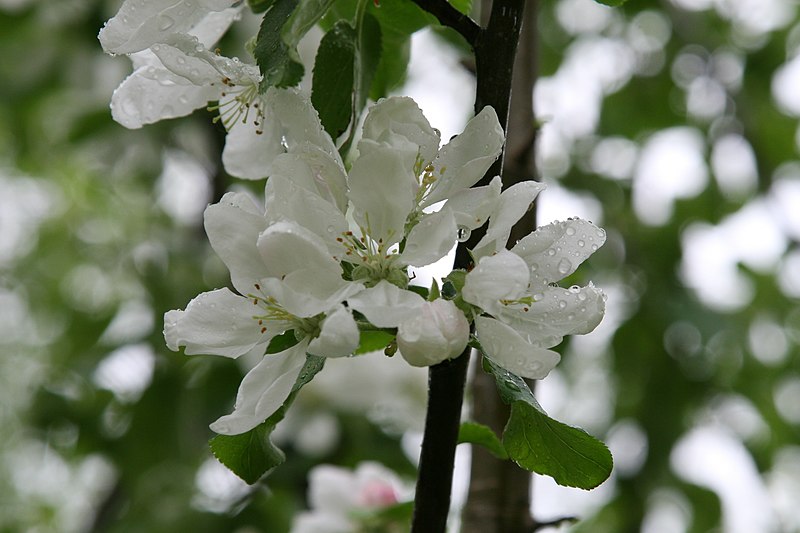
[{"left": 410, "top": 346, "right": 471, "bottom": 533}]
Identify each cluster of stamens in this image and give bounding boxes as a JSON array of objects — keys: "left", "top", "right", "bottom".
[
  {"left": 500, "top": 295, "right": 535, "bottom": 312},
  {"left": 249, "top": 283, "right": 296, "bottom": 334},
  {"left": 337, "top": 230, "right": 392, "bottom": 264},
  {"left": 208, "top": 77, "right": 265, "bottom": 134}
]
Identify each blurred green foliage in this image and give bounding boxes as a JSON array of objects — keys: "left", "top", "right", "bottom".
[{"left": 1, "top": 0, "right": 799, "bottom": 531}]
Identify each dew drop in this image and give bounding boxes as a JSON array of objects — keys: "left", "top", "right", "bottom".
[
  {"left": 546, "top": 248, "right": 556, "bottom": 256},
  {"left": 157, "top": 14, "right": 175, "bottom": 31},
  {"left": 565, "top": 225, "right": 576, "bottom": 236},
  {"left": 558, "top": 300, "right": 567, "bottom": 309},
  {"left": 533, "top": 293, "right": 544, "bottom": 302},
  {"left": 569, "top": 285, "right": 581, "bottom": 293},
  {"left": 456, "top": 226, "right": 471, "bottom": 242},
  {"left": 557, "top": 258, "right": 572, "bottom": 274},
  {"left": 530, "top": 262, "right": 538, "bottom": 272}
]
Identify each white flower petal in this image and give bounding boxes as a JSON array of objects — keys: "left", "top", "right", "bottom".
[
  {"left": 154, "top": 34, "right": 260, "bottom": 86},
  {"left": 462, "top": 250, "right": 530, "bottom": 314},
  {"left": 399, "top": 207, "right": 457, "bottom": 267},
  {"left": 307, "top": 305, "right": 360, "bottom": 357},
  {"left": 475, "top": 316, "right": 560, "bottom": 379},
  {"left": 269, "top": 146, "right": 349, "bottom": 213},
  {"left": 150, "top": 39, "right": 220, "bottom": 83},
  {"left": 361, "top": 97, "right": 440, "bottom": 164},
  {"left": 189, "top": 7, "right": 242, "bottom": 48},
  {"left": 444, "top": 175, "right": 502, "bottom": 231},
  {"left": 110, "top": 65, "right": 218, "bottom": 128},
  {"left": 267, "top": 88, "right": 342, "bottom": 166},
  {"left": 423, "top": 106, "right": 505, "bottom": 207},
  {"left": 222, "top": 115, "right": 284, "bottom": 180},
  {"left": 209, "top": 341, "right": 308, "bottom": 435},
  {"left": 397, "top": 299, "right": 469, "bottom": 367},
  {"left": 496, "top": 284, "right": 606, "bottom": 349},
  {"left": 347, "top": 281, "right": 425, "bottom": 328},
  {"left": 259, "top": 275, "right": 362, "bottom": 318},
  {"left": 99, "top": 0, "right": 235, "bottom": 55},
  {"left": 257, "top": 220, "right": 342, "bottom": 281},
  {"left": 308, "top": 465, "right": 360, "bottom": 512},
  {"left": 164, "top": 288, "right": 270, "bottom": 358},
  {"left": 511, "top": 218, "right": 606, "bottom": 286},
  {"left": 291, "top": 512, "right": 352, "bottom": 533},
  {"left": 348, "top": 141, "right": 417, "bottom": 247},
  {"left": 204, "top": 192, "right": 268, "bottom": 294},
  {"left": 472, "top": 180, "right": 546, "bottom": 261},
  {"left": 264, "top": 177, "right": 349, "bottom": 257}
]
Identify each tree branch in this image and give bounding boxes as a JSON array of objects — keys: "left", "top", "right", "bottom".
[
  {"left": 410, "top": 346, "right": 471, "bottom": 533},
  {"left": 409, "top": 0, "right": 481, "bottom": 46}
]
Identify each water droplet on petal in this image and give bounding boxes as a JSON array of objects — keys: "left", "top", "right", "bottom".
[
  {"left": 533, "top": 293, "right": 544, "bottom": 302},
  {"left": 558, "top": 300, "right": 567, "bottom": 309},
  {"left": 546, "top": 248, "right": 556, "bottom": 256},
  {"left": 565, "top": 225, "right": 576, "bottom": 236},
  {"left": 557, "top": 258, "right": 572, "bottom": 274},
  {"left": 157, "top": 14, "right": 175, "bottom": 31},
  {"left": 456, "top": 226, "right": 471, "bottom": 242},
  {"left": 577, "top": 240, "right": 585, "bottom": 247},
  {"left": 569, "top": 285, "right": 581, "bottom": 293},
  {"left": 530, "top": 262, "right": 538, "bottom": 272}
]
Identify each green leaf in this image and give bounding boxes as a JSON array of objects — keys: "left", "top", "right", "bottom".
[
  {"left": 483, "top": 358, "right": 613, "bottom": 489},
  {"left": 282, "top": 0, "right": 338, "bottom": 46},
  {"left": 458, "top": 421, "right": 508, "bottom": 460},
  {"left": 209, "top": 421, "right": 284, "bottom": 484},
  {"left": 355, "top": 329, "right": 396, "bottom": 354},
  {"left": 312, "top": 21, "right": 357, "bottom": 138},
  {"left": 254, "top": 0, "right": 336, "bottom": 89},
  {"left": 254, "top": 0, "right": 303, "bottom": 88},
  {"left": 248, "top": 0, "right": 278, "bottom": 13},
  {"left": 448, "top": 0, "right": 472, "bottom": 15},
  {"left": 210, "top": 354, "right": 326, "bottom": 483},
  {"left": 407, "top": 285, "right": 429, "bottom": 299},
  {"left": 266, "top": 329, "right": 300, "bottom": 354},
  {"left": 355, "top": 11, "right": 382, "bottom": 112},
  {"left": 369, "top": 33, "right": 410, "bottom": 100},
  {"left": 428, "top": 279, "right": 440, "bottom": 301}
]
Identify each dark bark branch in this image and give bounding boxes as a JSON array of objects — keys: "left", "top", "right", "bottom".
[
  {"left": 410, "top": 347, "right": 471, "bottom": 533},
  {"left": 454, "top": 0, "right": 526, "bottom": 269},
  {"left": 409, "top": 0, "right": 481, "bottom": 47},
  {"left": 410, "top": 2, "right": 528, "bottom": 532},
  {"left": 462, "top": 2, "right": 540, "bottom": 533}
]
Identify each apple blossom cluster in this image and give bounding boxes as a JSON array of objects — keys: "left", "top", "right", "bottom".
[
  {"left": 99, "top": 0, "right": 606, "bottom": 439},
  {"left": 158, "top": 88, "right": 605, "bottom": 435},
  {"left": 98, "top": 0, "right": 283, "bottom": 179}
]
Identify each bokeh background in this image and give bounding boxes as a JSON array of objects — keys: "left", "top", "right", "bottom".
[{"left": 1, "top": 0, "right": 799, "bottom": 531}]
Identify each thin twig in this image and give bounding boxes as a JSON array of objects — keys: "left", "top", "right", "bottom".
[
  {"left": 532, "top": 515, "right": 579, "bottom": 531},
  {"left": 409, "top": 0, "right": 481, "bottom": 46}
]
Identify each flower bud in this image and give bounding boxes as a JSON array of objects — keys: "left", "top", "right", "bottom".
[{"left": 397, "top": 299, "right": 470, "bottom": 367}]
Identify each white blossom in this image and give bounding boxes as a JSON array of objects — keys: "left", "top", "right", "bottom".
[
  {"left": 291, "top": 462, "right": 408, "bottom": 533},
  {"left": 463, "top": 218, "right": 607, "bottom": 379},
  {"left": 164, "top": 192, "right": 364, "bottom": 434}
]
